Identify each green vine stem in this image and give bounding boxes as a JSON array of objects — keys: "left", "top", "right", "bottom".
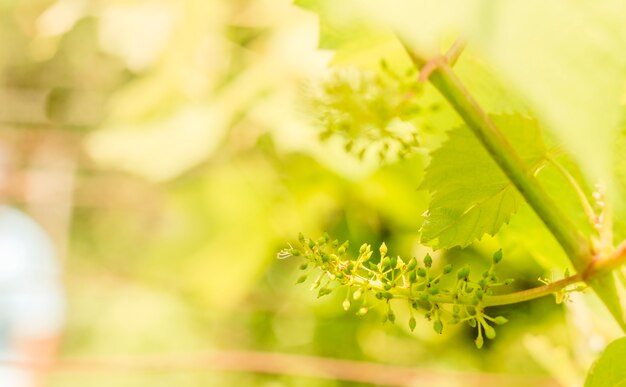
[
  {"left": 405, "top": 44, "right": 591, "bottom": 270},
  {"left": 400, "top": 38, "right": 626, "bottom": 331},
  {"left": 486, "top": 239, "right": 626, "bottom": 306}
]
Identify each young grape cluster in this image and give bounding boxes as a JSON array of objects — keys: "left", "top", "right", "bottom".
[
  {"left": 307, "top": 61, "right": 434, "bottom": 161},
  {"left": 279, "top": 233, "right": 513, "bottom": 348}
]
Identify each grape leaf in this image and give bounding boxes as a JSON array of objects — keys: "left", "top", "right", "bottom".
[
  {"left": 585, "top": 337, "right": 626, "bottom": 387},
  {"left": 419, "top": 114, "right": 547, "bottom": 248},
  {"left": 472, "top": 0, "right": 626, "bottom": 190}
]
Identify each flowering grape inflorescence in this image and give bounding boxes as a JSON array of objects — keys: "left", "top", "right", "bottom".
[
  {"left": 308, "top": 61, "right": 435, "bottom": 161},
  {"left": 279, "top": 233, "right": 514, "bottom": 348}
]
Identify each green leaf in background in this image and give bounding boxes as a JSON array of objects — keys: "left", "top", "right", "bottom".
[
  {"left": 473, "top": 0, "right": 626, "bottom": 192},
  {"left": 294, "top": 0, "right": 418, "bottom": 73},
  {"left": 585, "top": 337, "right": 626, "bottom": 387},
  {"left": 419, "top": 114, "right": 547, "bottom": 248},
  {"left": 294, "top": 0, "right": 382, "bottom": 51}
]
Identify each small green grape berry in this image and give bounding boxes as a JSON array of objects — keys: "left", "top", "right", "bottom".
[
  {"left": 375, "top": 292, "right": 383, "bottom": 300},
  {"left": 468, "top": 318, "right": 477, "bottom": 328},
  {"left": 342, "top": 299, "right": 351, "bottom": 311},
  {"left": 353, "top": 289, "right": 362, "bottom": 300},
  {"left": 382, "top": 256, "right": 391, "bottom": 269},
  {"left": 407, "top": 257, "right": 418, "bottom": 270},
  {"left": 419, "top": 292, "right": 429, "bottom": 302},
  {"left": 457, "top": 266, "right": 470, "bottom": 280},
  {"left": 317, "top": 287, "right": 332, "bottom": 298},
  {"left": 379, "top": 242, "right": 388, "bottom": 257},
  {"left": 504, "top": 278, "right": 515, "bottom": 285},
  {"left": 382, "top": 292, "right": 393, "bottom": 300},
  {"left": 299, "top": 263, "right": 308, "bottom": 270},
  {"left": 389, "top": 256, "right": 398, "bottom": 269},
  {"left": 409, "top": 270, "right": 418, "bottom": 283},
  {"left": 482, "top": 270, "right": 489, "bottom": 278},
  {"left": 409, "top": 317, "right": 417, "bottom": 331},
  {"left": 311, "top": 279, "right": 321, "bottom": 289},
  {"left": 417, "top": 268, "right": 427, "bottom": 277},
  {"left": 338, "top": 246, "right": 346, "bottom": 255},
  {"left": 296, "top": 275, "right": 307, "bottom": 284},
  {"left": 308, "top": 240, "right": 315, "bottom": 249},
  {"left": 493, "top": 249, "right": 503, "bottom": 264},
  {"left": 428, "top": 287, "right": 439, "bottom": 295},
  {"left": 483, "top": 323, "right": 496, "bottom": 339},
  {"left": 383, "top": 282, "right": 392, "bottom": 291},
  {"left": 443, "top": 264, "right": 452, "bottom": 274},
  {"left": 356, "top": 307, "right": 368, "bottom": 316},
  {"left": 359, "top": 244, "right": 368, "bottom": 254},
  {"left": 387, "top": 311, "right": 396, "bottom": 323},
  {"left": 298, "top": 233, "right": 305, "bottom": 245},
  {"left": 493, "top": 316, "right": 508, "bottom": 325},
  {"left": 475, "top": 335, "right": 484, "bottom": 349},
  {"left": 433, "top": 319, "right": 443, "bottom": 334},
  {"left": 424, "top": 254, "right": 433, "bottom": 268},
  {"left": 475, "top": 289, "right": 484, "bottom": 300}
]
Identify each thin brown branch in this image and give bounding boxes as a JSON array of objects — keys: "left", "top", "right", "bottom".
[{"left": 0, "top": 350, "right": 558, "bottom": 386}]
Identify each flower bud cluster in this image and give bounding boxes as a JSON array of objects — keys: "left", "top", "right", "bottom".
[
  {"left": 309, "top": 61, "right": 430, "bottom": 162},
  {"left": 279, "top": 234, "right": 514, "bottom": 348}
]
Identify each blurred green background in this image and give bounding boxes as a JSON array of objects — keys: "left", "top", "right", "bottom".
[{"left": 0, "top": 0, "right": 621, "bottom": 386}]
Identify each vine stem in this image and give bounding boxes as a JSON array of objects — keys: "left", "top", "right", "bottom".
[
  {"left": 405, "top": 43, "right": 592, "bottom": 271},
  {"left": 352, "top": 270, "right": 583, "bottom": 308},
  {"left": 400, "top": 38, "right": 626, "bottom": 329},
  {"left": 484, "top": 241, "right": 626, "bottom": 306},
  {"left": 482, "top": 275, "right": 581, "bottom": 307}
]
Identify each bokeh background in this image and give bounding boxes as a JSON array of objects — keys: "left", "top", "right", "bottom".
[{"left": 0, "top": 1, "right": 622, "bottom": 386}]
